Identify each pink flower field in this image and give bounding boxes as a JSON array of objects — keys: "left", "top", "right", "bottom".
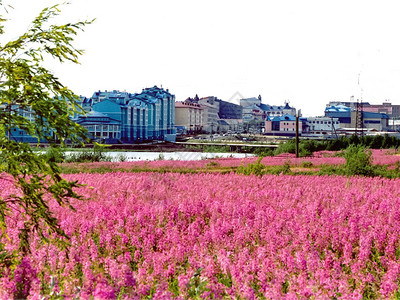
[
  {"left": 60, "top": 149, "right": 400, "bottom": 172},
  {"left": 1, "top": 172, "right": 400, "bottom": 298}
]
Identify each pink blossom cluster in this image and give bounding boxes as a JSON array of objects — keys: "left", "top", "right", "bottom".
[
  {"left": 368, "top": 149, "right": 400, "bottom": 165},
  {"left": 1, "top": 172, "right": 400, "bottom": 298},
  {"left": 61, "top": 149, "right": 400, "bottom": 172},
  {"left": 262, "top": 149, "right": 400, "bottom": 167},
  {"left": 61, "top": 157, "right": 247, "bottom": 171}
]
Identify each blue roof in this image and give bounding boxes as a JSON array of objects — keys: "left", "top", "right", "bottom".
[
  {"left": 271, "top": 114, "right": 296, "bottom": 121},
  {"left": 363, "top": 112, "right": 389, "bottom": 119},
  {"left": 259, "top": 103, "right": 288, "bottom": 111},
  {"left": 90, "top": 86, "right": 174, "bottom": 107},
  {"left": 325, "top": 105, "right": 351, "bottom": 113}
]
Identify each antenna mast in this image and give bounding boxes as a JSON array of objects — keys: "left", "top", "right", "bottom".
[{"left": 355, "top": 73, "right": 364, "bottom": 137}]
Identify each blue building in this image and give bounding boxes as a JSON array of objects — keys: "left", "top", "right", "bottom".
[
  {"left": 3, "top": 87, "right": 176, "bottom": 144},
  {"left": 325, "top": 105, "right": 389, "bottom": 131},
  {"left": 75, "top": 111, "right": 121, "bottom": 143},
  {"left": 90, "top": 86, "right": 176, "bottom": 143},
  {"left": 324, "top": 105, "right": 351, "bottom": 124}
]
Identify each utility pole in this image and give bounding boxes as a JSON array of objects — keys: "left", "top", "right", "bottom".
[
  {"left": 330, "top": 117, "right": 338, "bottom": 140},
  {"left": 355, "top": 98, "right": 363, "bottom": 137},
  {"left": 295, "top": 111, "right": 299, "bottom": 158}
]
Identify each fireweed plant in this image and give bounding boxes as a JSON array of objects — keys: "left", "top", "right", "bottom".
[{"left": 0, "top": 172, "right": 400, "bottom": 298}]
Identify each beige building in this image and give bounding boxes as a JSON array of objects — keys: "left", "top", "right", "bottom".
[
  {"left": 175, "top": 101, "right": 204, "bottom": 133},
  {"left": 198, "top": 97, "right": 220, "bottom": 133}
]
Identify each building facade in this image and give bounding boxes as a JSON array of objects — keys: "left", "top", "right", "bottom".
[
  {"left": 303, "top": 116, "right": 340, "bottom": 135},
  {"left": 350, "top": 111, "right": 389, "bottom": 132},
  {"left": 75, "top": 111, "right": 121, "bottom": 143},
  {"left": 325, "top": 105, "right": 389, "bottom": 132},
  {"left": 175, "top": 101, "right": 204, "bottom": 133},
  {"left": 264, "top": 114, "right": 302, "bottom": 135},
  {"left": 327, "top": 100, "right": 400, "bottom": 118},
  {"left": 90, "top": 86, "right": 176, "bottom": 143},
  {"left": 198, "top": 97, "right": 220, "bottom": 133}
]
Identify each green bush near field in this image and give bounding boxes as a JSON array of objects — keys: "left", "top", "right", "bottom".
[{"left": 343, "top": 145, "right": 374, "bottom": 177}]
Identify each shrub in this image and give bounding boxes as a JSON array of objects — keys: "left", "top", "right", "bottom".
[
  {"left": 275, "top": 139, "right": 325, "bottom": 157},
  {"left": 236, "top": 157, "right": 265, "bottom": 176},
  {"left": 270, "top": 159, "right": 291, "bottom": 175},
  {"left": 317, "top": 164, "right": 343, "bottom": 176},
  {"left": 64, "top": 146, "right": 111, "bottom": 163},
  {"left": 274, "top": 140, "right": 296, "bottom": 155},
  {"left": 117, "top": 153, "right": 128, "bottom": 162},
  {"left": 252, "top": 147, "right": 275, "bottom": 157},
  {"left": 344, "top": 145, "right": 374, "bottom": 176}
]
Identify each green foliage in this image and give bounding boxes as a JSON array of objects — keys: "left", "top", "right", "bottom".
[
  {"left": 216, "top": 271, "right": 233, "bottom": 288},
  {"left": 206, "top": 161, "right": 220, "bottom": 168},
  {"left": 300, "top": 160, "right": 313, "bottom": 168},
  {"left": 344, "top": 145, "right": 374, "bottom": 177},
  {"left": 274, "top": 140, "right": 296, "bottom": 155},
  {"left": 274, "top": 139, "right": 326, "bottom": 157},
  {"left": 274, "top": 134, "right": 400, "bottom": 156},
  {"left": 0, "top": 242, "right": 17, "bottom": 268},
  {"left": 268, "top": 159, "right": 291, "bottom": 175},
  {"left": 252, "top": 147, "right": 275, "bottom": 157},
  {"left": 236, "top": 156, "right": 266, "bottom": 176},
  {"left": 326, "top": 134, "right": 400, "bottom": 151},
  {"left": 168, "top": 276, "right": 180, "bottom": 297},
  {"left": 117, "top": 153, "right": 127, "bottom": 162},
  {"left": 317, "top": 164, "right": 344, "bottom": 176},
  {"left": 186, "top": 268, "right": 210, "bottom": 298},
  {"left": 281, "top": 279, "right": 289, "bottom": 294},
  {"left": 0, "top": 1, "right": 92, "bottom": 263},
  {"left": 64, "top": 146, "right": 111, "bottom": 163},
  {"left": 41, "top": 146, "right": 65, "bottom": 163},
  {"left": 316, "top": 145, "right": 375, "bottom": 177}
]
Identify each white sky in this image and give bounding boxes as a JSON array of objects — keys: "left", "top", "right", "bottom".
[{"left": 3, "top": 0, "right": 400, "bottom": 116}]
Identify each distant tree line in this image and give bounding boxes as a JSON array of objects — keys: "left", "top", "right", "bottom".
[{"left": 270, "top": 134, "right": 400, "bottom": 157}]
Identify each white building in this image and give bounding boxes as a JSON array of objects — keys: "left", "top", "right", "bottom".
[{"left": 303, "top": 116, "right": 340, "bottom": 134}]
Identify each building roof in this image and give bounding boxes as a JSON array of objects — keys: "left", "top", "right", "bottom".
[
  {"left": 275, "top": 114, "right": 296, "bottom": 121},
  {"left": 243, "top": 104, "right": 261, "bottom": 110},
  {"left": 75, "top": 111, "right": 120, "bottom": 125},
  {"left": 90, "top": 86, "right": 174, "bottom": 109},
  {"left": 258, "top": 103, "right": 292, "bottom": 111},
  {"left": 141, "top": 85, "right": 173, "bottom": 99},
  {"left": 325, "top": 105, "right": 351, "bottom": 113},
  {"left": 363, "top": 112, "right": 389, "bottom": 119},
  {"left": 175, "top": 101, "right": 202, "bottom": 109}
]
